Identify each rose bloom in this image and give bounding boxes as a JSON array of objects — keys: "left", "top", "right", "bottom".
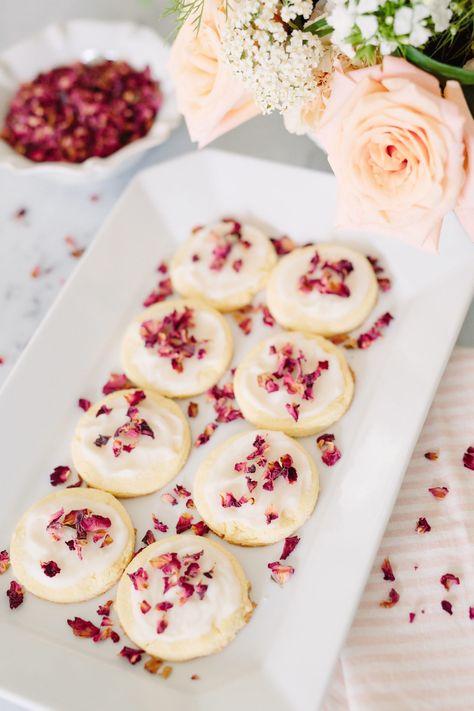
[
  {"left": 169, "top": 0, "right": 259, "bottom": 147},
  {"left": 316, "top": 56, "right": 474, "bottom": 251}
]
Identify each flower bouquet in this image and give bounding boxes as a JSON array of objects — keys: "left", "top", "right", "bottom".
[{"left": 167, "top": 0, "right": 473, "bottom": 251}]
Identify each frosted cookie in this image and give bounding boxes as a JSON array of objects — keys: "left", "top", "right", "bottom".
[
  {"left": 266, "top": 244, "right": 378, "bottom": 336},
  {"left": 116, "top": 534, "right": 253, "bottom": 661},
  {"left": 10, "top": 488, "right": 134, "bottom": 603},
  {"left": 71, "top": 389, "right": 190, "bottom": 498},
  {"left": 194, "top": 430, "right": 319, "bottom": 546},
  {"left": 122, "top": 299, "right": 233, "bottom": 398},
  {"left": 234, "top": 331, "right": 354, "bottom": 436},
  {"left": 170, "top": 219, "right": 277, "bottom": 311}
]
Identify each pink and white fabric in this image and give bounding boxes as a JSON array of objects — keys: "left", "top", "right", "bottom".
[{"left": 324, "top": 347, "right": 474, "bottom": 711}]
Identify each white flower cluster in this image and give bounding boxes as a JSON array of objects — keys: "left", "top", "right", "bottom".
[
  {"left": 223, "top": 0, "right": 325, "bottom": 113},
  {"left": 327, "top": 0, "right": 453, "bottom": 57}
]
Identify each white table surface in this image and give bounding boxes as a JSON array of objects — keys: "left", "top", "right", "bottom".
[{"left": 0, "top": 2, "right": 472, "bottom": 710}]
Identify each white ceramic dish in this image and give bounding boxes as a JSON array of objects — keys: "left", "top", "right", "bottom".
[
  {"left": 0, "top": 150, "right": 473, "bottom": 711},
  {"left": 0, "top": 19, "right": 180, "bottom": 181}
]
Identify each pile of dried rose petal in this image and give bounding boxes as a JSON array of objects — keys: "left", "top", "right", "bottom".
[{"left": 1, "top": 60, "right": 162, "bottom": 163}]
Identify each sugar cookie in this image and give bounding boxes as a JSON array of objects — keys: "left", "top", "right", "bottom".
[
  {"left": 233, "top": 331, "right": 354, "bottom": 436},
  {"left": 116, "top": 534, "right": 253, "bottom": 661},
  {"left": 170, "top": 220, "right": 277, "bottom": 311},
  {"left": 194, "top": 430, "right": 319, "bottom": 546},
  {"left": 122, "top": 299, "right": 233, "bottom": 398},
  {"left": 71, "top": 388, "right": 190, "bottom": 497},
  {"left": 10, "top": 488, "right": 134, "bottom": 603},
  {"left": 266, "top": 244, "right": 378, "bottom": 336}
]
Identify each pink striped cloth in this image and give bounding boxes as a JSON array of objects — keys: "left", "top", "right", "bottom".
[{"left": 323, "top": 347, "right": 474, "bottom": 711}]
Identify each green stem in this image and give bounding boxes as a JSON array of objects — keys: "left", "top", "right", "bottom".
[{"left": 404, "top": 46, "right": 474, "bottom": 85}]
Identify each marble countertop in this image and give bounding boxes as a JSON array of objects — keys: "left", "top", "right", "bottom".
[{"left": 0, "top": 2, "right": 472, "bottom": 710}]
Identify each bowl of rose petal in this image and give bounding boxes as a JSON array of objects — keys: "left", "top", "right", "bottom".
[{"left": 0, "top": 19, "right": 180, "bottom": 180}]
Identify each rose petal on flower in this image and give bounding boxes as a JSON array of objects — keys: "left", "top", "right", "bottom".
[
  {"left": 428, "top": 486, "right": 449, "bottom": 499},
  {"left": 78, "top": 398, "right": 91, "bottom": 412},
  {"left": 102, "top": 372, "right": 134, "bottom": 395},
  {"left": 463, "top": 446, "right": 474, "bottom": 471},
  {"left": 41, "top": 560, "right": 61, "bottom": 577},
  {"left": 120, "top": 646, "right": 143, "bottom": 665},
  {"left": 128, "top": 567, "right": 149, "bottom": 591},
  {"left": 6, "top": 580, "right": 24, "bottom": 609},
  {"left": 379, "top": 588, "right": 400, "bottom": 608},
  {"left": 187, "top": 401, "right": 199, "bottom": 418},
  {"left": 381, "top": 557, "right": 395, "bottom": 582},
  {"left": 67, "top": 616, "right": 100, "bottom": 638},
  {"left": 268, "top": 561, "right": 294, "bottom": 585},
  {"left": 416, "top": 517, "right": 431, "bottom": 534},
  {"left": 176, "top": 513, "right": 193, "bottom": 534},
  {"left": 0, "top": 550, "right": 10, "bottom": 575},
  {"left": 152, "top": 515, "right": 168, "bottom": 532},
  {"left": 440, "top": 573, "right": 460, "bottom": 591},
  {"left": 441, "top": 600, "right": 453, "bottom": 615},
  {"left": 50, "top": 465, "right": 71, "bottom": 486}
]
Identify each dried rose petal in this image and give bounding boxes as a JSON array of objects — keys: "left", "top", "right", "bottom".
[
  {"left": 186, "top": 498, "right": 195, "bottom": 509},
  {"left": 67, "top": 475, "right": 83, "bottom": 489},
  {"left": 97, "top": 600, "right": 113, "bottom": 617},
  {"left": 194, "top": 422, "right": 218, "bottom": 447},
  {"left": 161, "top": 666, "right": 173, "bottom": 679},
  {"left": 379, "top": 588, "right": 400, "bottom": 608},
  {"left": 143, "top": 278, "right": 173, "bottom": 307},
  {"left": 94, "top": 434, "right": 110, "bottom": 447},
  {"left": 141, "top": 529, "right": 156, "bottom": 546},
  {"left": 299, "top": 250, "right": 353, "bottom": 298},
  {"left": 128, "top": 567, "right": 149, "bottom": 591},
  {"left": 145, "top": 657, "right": 163, "bottom": 674},
  {"left": 381, "top": 558, "right": 395, "bottom": 582},
  {"left": 270, "top": 235, "right": 296, "bottom": 255},
  {"left": 238, "top": 317, "right": 253, "bottom": 335},
  {"left": 96, "top": 405, "right": 112, "bottom": 417},
  {"left": 174, "top": 484, "right": 191, "bottom": 499},
  {"left": 6, "top": 580, "right": 24, "bottom": 609},
  {"left": 78, "top": 398, "right": 91, "bottom": 412},
  {"left": 428, "top": 486, "right": 449, "bottom": 499},
  {"left": 176, "top": 513, "right": 193, "bottom": 534},
  {"left": 41, "top": 560, "right": 61, "bottom": 577},
  {"left": 469, "top": 607, "right": 474, "bottom": 620},
  {"left": 102, "top": 372, "right": 134, "bottom": 395},
  {"left": 441, "top": 600, "right": 453, "bottom": 615},
  {"left": 2, "top": 61, "right": 162, "bottom": 164},
  {"left": 281, "top": 536, "right": 300, "bottom": 560},
  {"left": 50, "top": 465, "right": 71, "bottom": 486},
  {"left": 156, "top": 616, "right": 168, "bottom": 634},
  {"left": 268, "top": 561, "right": 295, "bottom": 585},
  {"left": 140, "top": 306, "right": 206, "bottom": 373},
  {"left": 355, "top": 312, "right": 394, "bottom": 350},
  {"left": 440, "top": 573, "right": 460, "bottom": 591},
  {"left": 124, "top": 390, "right": 146, "bottom": 407},
  {"left": 161, "top": 493, "right": 178, "bottom": 506},
  {"left": 285, "top": 402, "right": 300, "bottom": 421},
  {"left": 367, "top": 255, "right": 392, "bottom": 293},
  {"left": 31, "top": 265, "right": 41, "bottom": 279},
  {"left": 463, "top": 446, "right": 474, "bottom": 471},
  {"left": 187, "top": 402, "right": 199, "bottom": 418},
  {"left": 192, "top": 521, "right": 209, "bottom": 536},
  {"left": 0, "top": 550, "right": 10, "bottom": 575},
  {"left": 140, "top": 600, "right": 152, "bottom": 614},
  {"left": 265, "top": 506, "right": 279, "bottom": 525},
  {"left": 152, "top": 515, "right": 168, "bottom": 532},
  {"left": 191, "top": 674, "right": 200, "bottom": 680},
  {"left": 424, "top": 451, "right": 439, "bottom": 461},
  {"left": 409, "top": 612, "right": 416, "bottom": 623},
  {"left": 316, "top": 433, "right": 342, "bottom": 466},
  {"left": 120, "top": 646, "right": 143, "bottom": 665},
  {"left": 416, "top": 517, "right": 431, "bottom": 534},
  {"left": 207, "top": 380, "right": 243, "bottom": 424},
  {"left": 67, "top": 617, "right": 100, "bottom": 638}
]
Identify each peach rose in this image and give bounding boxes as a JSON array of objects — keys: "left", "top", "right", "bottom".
[
  {"left": 316, "top": 56, "right": 474, "bottom": 252},
  {"left": 169, "top": 0, "right": 259, "bottom": 148}
]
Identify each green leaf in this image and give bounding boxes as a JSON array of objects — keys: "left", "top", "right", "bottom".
[
  {"left": 404, "top": 46, "right": 474, "bottom": 85},
  {"left": 304, "top": 18, "right": 333, "bottom": 37}
]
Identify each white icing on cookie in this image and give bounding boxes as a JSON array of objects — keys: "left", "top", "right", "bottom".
[
  {"left": 170, "top": 221, "right": 277, "bottom": 310},
  {"left": 122, "top": 299, "right": 233, "bottom": 398},
  {"left": 116, "top": 535, "right": 253, "bottom": 660},
  {"left": 71, "top": 389, "right": 190, "bottom": 497},
  {"left": 234, "top": 332, "right": 354, "bottom": 436},
  {"left": 10, "top": 489, "right": 134, "bottom": 601},
  {"left": 194, "top": 430, "right": 319, "bottom": 545},
  {"left": 266, "top": 244, "right": 378, "bottom": 336}
]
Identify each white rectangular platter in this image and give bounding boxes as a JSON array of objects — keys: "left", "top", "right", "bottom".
[{"left": 1, "top": 150, "right": 473, "bottom": 711}]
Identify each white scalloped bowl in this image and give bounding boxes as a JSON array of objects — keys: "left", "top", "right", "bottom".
[{"left": 0, "top": 19, "right": 181, "bottom": 181}]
